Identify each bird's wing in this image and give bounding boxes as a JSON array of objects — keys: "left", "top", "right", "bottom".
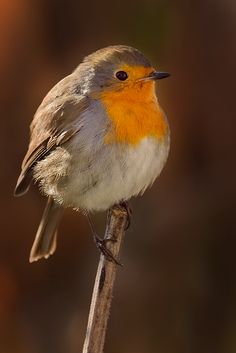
[{"left": 14, "top": 74, "right": 89, "bottom": 196}]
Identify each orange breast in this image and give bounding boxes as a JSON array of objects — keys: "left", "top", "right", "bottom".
[{"left": 100, "top": 81, "right": 168, "bottom": 145}]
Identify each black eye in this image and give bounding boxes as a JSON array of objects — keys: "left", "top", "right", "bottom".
[{"left": 116, "top": 71, "right": 128, "bottom": 81}]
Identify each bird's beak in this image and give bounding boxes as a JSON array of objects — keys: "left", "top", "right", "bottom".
[
  {"left": 148, "top": 71, "right": 170, "bottom": 80},
  {"left": 139, "top": 71, "right": 170, "bottom": 82}
]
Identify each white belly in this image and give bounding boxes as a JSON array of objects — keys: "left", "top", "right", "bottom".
[{"left": 58, "top": 136, "right": 169, "bottom": 211}]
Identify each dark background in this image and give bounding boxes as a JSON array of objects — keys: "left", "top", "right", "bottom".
[{"left": 0, "top": 0, "right": 236, "bottom": 352}]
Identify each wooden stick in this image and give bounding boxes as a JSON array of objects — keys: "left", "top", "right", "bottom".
[{"left": 82, "top": 204, "right": 128, "bottom": 353}]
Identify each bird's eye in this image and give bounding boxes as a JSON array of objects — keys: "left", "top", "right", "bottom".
[{"left": 115, "top": 71, "right": 128, "bottom": 81}]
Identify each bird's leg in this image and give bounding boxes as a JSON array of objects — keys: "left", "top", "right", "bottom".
[
  {"left": 119, "top": 201, "right": 132, "bottom": 230},
  {"left": 86, "top": 212, "right": 121, "bottom": 265}
]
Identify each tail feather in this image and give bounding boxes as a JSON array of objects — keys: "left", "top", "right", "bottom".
[{"left": 29, "top": 197, "right": 63, "bottom": 263}]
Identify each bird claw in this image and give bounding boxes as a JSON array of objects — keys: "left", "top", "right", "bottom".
[
  {"left": 94, "top": 236, "right": 122, "bottom": 266},
  {"left": 119, "top": 201, "right": 132, "bottom": 230}
]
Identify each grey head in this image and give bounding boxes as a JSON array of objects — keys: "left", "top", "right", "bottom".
[{"left": 73, "top": 45, "right": 153, "bottom": 96}]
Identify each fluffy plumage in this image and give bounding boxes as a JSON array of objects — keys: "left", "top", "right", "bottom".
[{"left": 14, "top": 45, "right": 170, "bottom": 261}]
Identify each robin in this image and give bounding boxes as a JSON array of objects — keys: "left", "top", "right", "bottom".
[{"left": 14, "top": 45, "right": 170, "bottom": 263}]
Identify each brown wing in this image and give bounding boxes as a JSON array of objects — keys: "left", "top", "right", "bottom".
[{"left": 14, "top": 74, "right": 89, "bottom": 196}]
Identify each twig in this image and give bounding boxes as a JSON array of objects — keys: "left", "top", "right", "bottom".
[{"left": 82, "top": 204, "right": 128, "bottom": 353}]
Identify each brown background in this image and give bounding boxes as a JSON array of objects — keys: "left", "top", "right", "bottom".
[{"left": 0, "top": 0, "right": 236, "bottom": 352}]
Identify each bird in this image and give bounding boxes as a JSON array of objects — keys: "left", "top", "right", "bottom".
[{"left": 14, "top": 45, "right": 170, "bottom": 263}]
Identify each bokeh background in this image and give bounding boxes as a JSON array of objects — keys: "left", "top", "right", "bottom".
[{"left": 1, "top": 0, "right": 236, "bottom": 352}]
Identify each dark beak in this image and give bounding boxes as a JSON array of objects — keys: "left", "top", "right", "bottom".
[{"left": 149, "top": 71, "right": 170, "bottom": 80}]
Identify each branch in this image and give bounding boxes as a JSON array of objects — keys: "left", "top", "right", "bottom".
[{"left": 82, "top": 204, "right": 128, "bottom": 353}]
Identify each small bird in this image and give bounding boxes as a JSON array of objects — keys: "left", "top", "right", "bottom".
[{"left": 14, "top": 45, "right": 170, "bottom": 263}]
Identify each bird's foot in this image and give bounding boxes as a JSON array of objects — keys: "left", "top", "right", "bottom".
[
  {"left": 119, "top": 201, "right": 132, "bottom": 230},
  {"left": 93, "top": 233, "right": 122, "bottom": 265}
]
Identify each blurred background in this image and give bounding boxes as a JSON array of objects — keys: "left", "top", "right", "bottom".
[{"left": 1, "top": 0, "right": 236, "bottom": 352}]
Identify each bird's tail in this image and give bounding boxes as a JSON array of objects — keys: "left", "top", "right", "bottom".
[{"left": 29, "top": 197, "right": 64, "bottom": 263}]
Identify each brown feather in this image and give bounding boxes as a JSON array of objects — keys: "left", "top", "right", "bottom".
[
  {"left": 29, "top": 197, "right": 64, "bottom": 262},
  {"left": 14, "top": 73, "right": 89, "bottom": 196}
]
